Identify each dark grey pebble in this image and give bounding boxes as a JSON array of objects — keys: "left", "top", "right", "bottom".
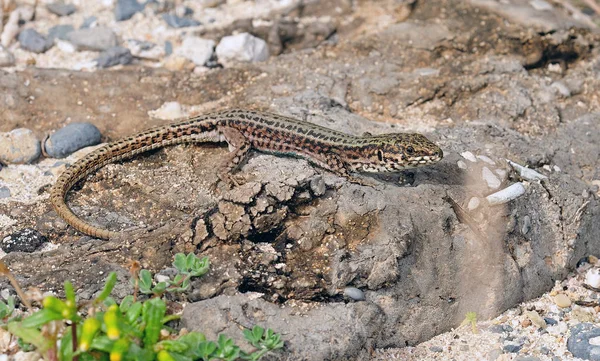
[
  {"left": 44, "top": 123, "right": 101, "bottom": 158},
  {"left": 540, "top": 346, "right": 551, "bottom": 355},
  {"left": 162, "top": 13, "right": 201, "bottom": 28},
  {"left": 48, "top": 24, "right": 74, "bottom": 42},
  {"left": 503, "top": 343, "right": 523, "bottom": 353},
  {"left": 490, "top": 324, "right": 513, "bottom": 334},
  {"left": 81, "top": 16, "right": 98, "bottom": 29},
  {"left": 429, "top": 346, "right": 443, "bottom": 353},
  {"left": 543, "top": 317, "right": 558, "bottom": 326},
  {"left": 66, "top": 27, "right": 118, "bottom": 51},
  {"left": 95, "top": 46, "right": 133, "bottom": 68},
  {"left": 164, "top": 40, "right": 173, "bottom": 56},
  {"left": 18, "top": 29, "right": 53, "bottom": 53},
  {"left": 115, "top": 0, "right": 145, "bottom": 21},
  {"left": 343, "top": 287, "right": 365, "bottom": 301},
  {"left": 0, "top": 186, "right": 10, "bottom": 199},
  {"left": 1, "top": 228, "right": 47, "bottom": 253},
  {"left": 567, "top": 323, "right": 600, "bottom": 361},
  {"left": 46, "top": 2, "right": 77, "bottom": 16}
]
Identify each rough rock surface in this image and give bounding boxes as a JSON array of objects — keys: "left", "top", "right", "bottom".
[{"left": 0, "top": 0, "right": 599, "bottom": 360}]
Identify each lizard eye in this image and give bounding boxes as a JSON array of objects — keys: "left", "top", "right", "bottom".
[
  {"left": 406, "top": 146, "right": 415, "bottom": 155},
  {"left": 377, "top": 149, "right": 384, "bottom": 162}
]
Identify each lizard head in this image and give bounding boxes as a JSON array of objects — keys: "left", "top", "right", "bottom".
[{"left": 348, "top": 133, "right": 443, "bottom": 173}]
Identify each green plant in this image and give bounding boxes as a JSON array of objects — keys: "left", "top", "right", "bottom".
[
  {"left": 2, "top": 253, "right": 283, "bottom": 361},
  {"left": 460, "top": 311, "right": 478, "bottom": 334}
]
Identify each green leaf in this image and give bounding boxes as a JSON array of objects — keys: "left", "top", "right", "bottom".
[
  {"left": 173, "top": 253, "right": 187, "bottom": 273},
  {"left": 196, "top": 341, "right": 217, "bottom": 360},
  {"left": 155, "top": 340, "right": 189, "bottom": 353},
  {"left": 0, "top": 296, "right": 14, "bottom": 320},
  {"left": 7, "top": 321, "right": 54, "bottom": 352},
  {"left": 189, "top": 256, "right": 209, "bottom": 277},
  {"left": 21, "top": 308, "right": 64, "bottom": 328},
  {"left": 153, "top": 282, "right": 167, "bottom": 295},
  {"left": 119, "top": 295, "right": 134, "bottom": 313},
  {"left": 89, "top": 335, "right": 114, "bottom": 353},
  {"left": 96, "top": 272, "right": 117, "bottom": 303},
  {"left": 139, "top": 270, "right": 154, "bottom": 294},
  {"left": 64, "top": 281, "right": 76, "bottom": 305},
  {"left": 142, "top": 297, "right": 167, "bottom": 347},
  {"left": 125, "top": 301, "right": 143, "bottom": 325}
]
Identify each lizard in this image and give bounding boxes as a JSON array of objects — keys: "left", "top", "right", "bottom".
[{"left": 50, "top": 109, "right": 444, "bottom": 239}]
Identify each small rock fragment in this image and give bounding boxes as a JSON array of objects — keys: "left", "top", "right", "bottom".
[
  {"left": 309, "top": 176, "right": 326, "bottom": 196},
  {"left": 66, "top": 27, "right": 118, "bottom": 51},
  {"left": 162, "top": 13, "right": 201, "bottom": 28},
  {"left": 44, "top": 123, "right": 102, "bottom": 158},
  {"left": 477, "top": 155, "right": 495, "bottom": 164},
  {"left": 0, "top": 45, "right": 15, "bottom": 67},
  {"left": 585, "top": 268, "right": 600, "bottom": 289},
  {"left": 95, "top": 46, "right": 133, "bottom": 68},
  {"left": 216, "top": 33, "right": 269, "bottom": 63},
  {"left": 148, "top": 101, "right": 183, "bottom": 120},
  {"left": 461, "top": 151, "right": 477, "bottom": 162},
  {"left": 0, "top": 128, "right": 41, "bottom": 164},
  {"left": 115, "top": 0, "right": 145, "bottom": 21},
  {"left": 457, "top": 160, "right": 467, "bottom": 169},
  {"left": 482, "top": 167, "right": 501, "bottom": 189},
  {"left": 486, "top": 183, "right": 526, "bottom": 206},
  {"left": 429, "top": 346, "right": 443, "bottom": 353},
  {"left": 530, "top": 0, "right": 553, "bottom": 11},
  {"left": 125, "top": 39, "right": 164, "bottom": 60},
  {"left": 543, "top": 317, "right": 558, "bottom": 326},
  {"left": 507, "top": 160, "right": 548, "bottom": 181},
  {"left": 1, "top": 228, "right": 47, "bottom": 253},
  {"left": 503, "top": 343, "right": 523, "bottom": 353},
  {"left": 56, "top": 39, "right": 76, "bottom": 53},
  {"left": 521, "top": 215, "right": 531, "bottom": 234},
  {"left": 553, "top": 293, "right": 572, "bottom": 308},
  {"left": 81, "top": 16, "right": 98, "bottom": 29},
  {"left": 163, "top": 55, "right": 195, "bottom": 71},
  {"left": 48, "top": 24, "right": 75, "bottom": 42},
  {"left": 525, "top": 310, "right": 546, "bottom": 329},
  {"left": 18, "top": 29, "right": 53, "bottom": 53},
  {"left": 46, "top": 2, "right": 77, "bottom": 16},
  {"left": 467, "top": 197, "right": 480, "bottom": 211},
  {"left": 343, "top": 287, "right": 365, "bottom": 301},
  {"left": 0, "top": 187, "right": 10, "bottom": 199},
  {"left": 175, "top": 36, "right": 215, "bottom": 66},
  {"left": 551, "top": 81, "right": 570, "bottom": 97},
  {"left": 567, "top": 323, "right": 600, "bottom": 360}
]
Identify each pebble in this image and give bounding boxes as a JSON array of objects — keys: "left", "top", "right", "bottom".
[
  {"left": 163, "top": 55, "right": 195, "bottom": 71},
  {"left": 18, "top": 29, "right": 53, "bottom": 53},
  {"left": 429, "top": 346, "right": 443, "bottom": 353},
  {"left": 115, "top": 0, "right": 145, "bottom": 21},
  {"left": 126, "top": 39, "right": 164, "bottom": 60},
  {"left": 461, "top": 151, "right": 477, "bottom": 162},
  {"left": 486, "top": 183, "right": 526, "bottom": 206},
  {"left": 530, "top": 0, "right": 553, "bottom": 11},
  {"left": 477, "top": 155, "right": 495, "bottom": 165},
  {"left": 552, "top": 293, "right": 571, "bottom": 308},
  {"left": 148, "top": 101, "right": 184, "bottom": 120},
  {"left": 46, "top": 2, "right": 77, "bottom": 16},
  {"left": 585, "top": 268, "right": 600, "bottom": 289},
  {"left": 216, "top": 32, "right": 269, "bottom": 63},
  {"left": 44, "top": 123, "right": 102, "bottom": 158},
  {"left": 525, "top": 310, "right": 546, "bottom": 329},
  {"left": 80, "top": 16, "right": 98, "bottom": 29},
  {"left": 0, "top": 45, "right": 15, "bottom": 67},
  {"left": 503, "top": 343, "right": 523, "bottom": 353},
  {"left": 162, "top": 13, "right": 201, "bottom": 28},
  {"left": 567, "top": 323, "right": 600, "bottom": 360},
  {"left": 507, "top": 160, "right": 548, "bottom": 181},
  {"left": 343, "top": 287, "right": 365, "bottom": 301},
  {"left": 175, "top": 36, "right": 215, "bottom": 66},
  {"left": 66, "top": 27, "right": 118, "bottom": 51},
  {"left": 0, "top": 187, "right": 10, "bottom": 199},
  {"left": 551, "top": 81, "right": 571, "bottom": 97},
  {"left": 47, "top": 24, "right": 74, "bottom": 43},
  {"left": 457, "top": 160, "right": 467, "bottom": 169},
  {"left": 543, "top": 317, "right": 558, "bottom": 326},
  {"left": 467, "top": 197, "right": 480, "bottom": 211},
  {"left": 56, "top": 39, "right": 76, "bottom": 53},
  {"left": 309, "top": 176, "right": 326, "bottom": 196},
  {"left": 95, "top": 46, "right": 133, "bottom": 68},
  {"left": 0, "top": 128, "right": 41, "bottom": 164},
  {"left": 521, "top": 215, "right": 531, "bottom": 234},
  {"left": 1, "top": 228, "right": 47, "bottom": 253},
  {"left": 482, "top": 167, "right": 501, "bottom": 189}
]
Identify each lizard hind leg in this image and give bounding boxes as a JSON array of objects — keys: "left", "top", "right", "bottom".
[{"left": 217, "top": 126, "right": 252, "bottom": 187}]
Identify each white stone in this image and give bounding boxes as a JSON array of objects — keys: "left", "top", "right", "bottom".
[
  {"left": 216, "top": 32, "right": 269, "bottom": 64},
  {"left": 482, "top": 167, "right": 501, "bottom": 189},
  {"left": 0, "top": 128, "right": 41, "bottom": 164},
  {"left": 507, "top": 160, "right": 548, "bottom": 181},
  {"left": 0, "top": 45, "right": 15, "bottom": 67},
  {"left": 551, "top": 81, "right": 571, "bottom": 97},
  {"left": 155, "top": 274, "right": 170, "bottom": 283},
  {"left": 486, "top": 183, "right": 527, "bottom": 206},
  {"left": 530, "top": 0, "right": 553, "bottom": 11},
  {"left": 56, "top": 40, "right": 76, "bottom": 53},
  {"left": 457, "top": 160, "right": 467, "bottom": 170},
  {"left": 477, "top": 155, "right": 495, "bottom": 165},
  {"left": 585, "top": 268, "right": 600, "bottom": 289},
  {"left": 460, "top": 151, "right": 477, "bottom": 162},
  {"left": 148, "top": 101, "right": 184, "bottom": 120},
  {"left": 175, "top": 36, "right": 215, "bottom": 66},
  {"left": 467, "top": 197, "right": 480, "bottom": 211}
]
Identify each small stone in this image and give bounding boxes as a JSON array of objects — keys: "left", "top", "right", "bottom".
[
  {"left": 514, "top": 357, "right": 541, "bottom": 361},
  {"left": 66, "top": 27, "right": 118, "bottom": 51},
  {"left": 81, "top": 16, "right": 98, "bottom": 29},
  {"left": 521, "top": 319, "right": 532, "bottom": 327},
  {"left": 343, "top": 287, "right": 365, "bottom": 301},
  {"left": 551, "top": 81, "right": 570, "bottom": 97},
  {"left": 95, "top": 46, "right": 133, "bottom": 68},
  {"left": 503, "top": 343, "right": 523, "bottom": 353},
  {"left": 163, "top": 55, "right": 195, "bottom": 71},
  {"left": 553, "top": 294, "right": 572, "bottom": 308},
  {"left": 155, "top": 274, "right": 170, "bottom": 283},
  {"left": 18, "top": 29, "right": 53, "bottom": 53},
  {"left": 125, "top": 39, "right": 164, "bottom": 60},
  {"left": 461, "top": 151, "right": 477, "bottom": 162},
  {"left": 543, "top": 317, "right": 558, "bottom": 326},
  {"left": 162, "top": 13, "right": 201, "bottom": 28},
  {"left": 585, "top": 268, "right": 600, "bottom": 289},
  {"left": 44, "top": 123, "right": 102, "bottom": 158},
  {"left": 115, "top": 0, "right": 145, "bottom": 21},
  {"left": 567, "top": 323, "right": 600, "bottom": 360},
  {"left": 164, "top": 41, "right": 173, "bottom": 56},
  {"left": 457, "top": 160, "right": 467, "bottom": 169},
  {"left": 482, "top": 167, "right": 501, "bottom": 189},
  {"left": 56, "top": 39, "right": 76, "bottom": 53},
  {"left": 46, "top": 2, "right": 77, "bottom": 16},
  {"left": 521, "top": 215, "right": 531, "bottom": 234},
  {"left": 1, "top": 228, "right": 47, "bottom": 253},
  {"left": 0, "top": 187, "right": 10, "bottom": 199},
  {"left": 477, "top": 155, "right": 495, "bottom": 164},
  {"left": 0, "top": 45, "right": 15, "bottom": 67},
  {"left": 148, "top": 101, "right": 183, "bottom": 120},
  {"left": 486, "top": 183, "right": 527, "bottom": 206},
  {"left": 175, "top": 36, "right": 215, "bottom": 66},
  {"left": 467, "top": 197, "right": 480, "bottom": 211},
  {"left": 175, "top": 5, "right": 193, "bottom": 17},
  {"left": 429, "top": 346, "right": 443, "bottom": 353},
  {"left": 525, "top": 310, "right": 546, "bottom": 329},
  {"left": 216, "top": 33, "right": 269, "bottom": 64},
  {"left": 530, "top": 0, "right": 553, "bottom": 11},
  {"left": 540, "top": 346, "right": 551, "bottom": 355},
  {"left": 310, "top": 176, "right": 326, "bottom": 196},
  {"left": 47, "top": 24, "right": 74, "bottom": 42},
  {"left": 0, "top": 128, "right": 41, "bottom": 164}
]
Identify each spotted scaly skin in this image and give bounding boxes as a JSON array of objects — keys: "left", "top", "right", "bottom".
[{"left": 50, "top": 109, "right": 443, "bottom": 239}]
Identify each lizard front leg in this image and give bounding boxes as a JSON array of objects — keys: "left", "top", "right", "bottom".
[{"left": 217, "top": 126, "right": 252, "bottom": 187}]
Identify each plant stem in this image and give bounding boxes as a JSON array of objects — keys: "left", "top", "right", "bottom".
[
  {"left": 0, "top": 261, "right": 32, "bottom": 311},
  {"left": 71, "top": 322, "right": 79, "bottom": 361}
]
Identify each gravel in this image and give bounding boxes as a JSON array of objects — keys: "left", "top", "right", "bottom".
[
  {"left": 0, "top": 45, "right": 15, "bottom": 67},
  {"left": 44, "top": 123, "right": 102, "bottom": 158},
  {"left": 47, "top": 24, "right": 75, "bottom": 42},
  {"left": 0, "top": 128, "right": 41, "bottom": 164},
  {"left": 215, "top": 32, "right": 269, "bottom": 63},
  {"left": 567, "top": 323, "right": 600, "bottom": 360},
  {"left": 162, "top": 13, "right": 201, "bottom": 28},
  {"left": 114, "top": 0, "right": 145, "bottom": 21},
  {"left": 46, "top": 2, "right": 77, "bottom": 17},
  {"left": 175, "top": 36, "right": 215, "bottom": 66},
  {"left": 80, "top": 16, "right": 98, "bottom": 29},
  {"left": 95, "top": 46, "right": 133, "bottom": 68},
  {"left": 65, "top": 27, "right": 118, "bottom": 51},
  {"left": 18, "top": 29, "right": 53, "bottom": 53},
  {"left": 1, "top": 228, "right": 47, "bottom": 253}
]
